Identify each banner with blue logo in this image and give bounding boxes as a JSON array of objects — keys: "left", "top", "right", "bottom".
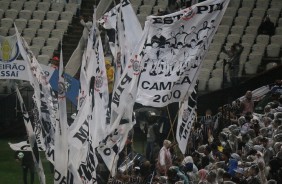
[{"left": 49, "top": 69, "right": 79, "bottom": 106}]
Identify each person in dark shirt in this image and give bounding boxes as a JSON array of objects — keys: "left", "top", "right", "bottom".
[
  {"left": 15, "top": 151, "right": 35, "bottom": 184},
  {"left": 258, "top": 15, "right": 275, "bottom": 36}
]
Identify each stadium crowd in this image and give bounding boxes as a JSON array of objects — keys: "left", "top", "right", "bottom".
[{"left": 107, "top": 80, "right": 282, "bottom": 184}]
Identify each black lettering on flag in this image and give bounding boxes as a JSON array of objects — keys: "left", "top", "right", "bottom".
[
  {"left": 46, "top": 148, "right": 54, "bottom": 161},
  {"left": 73, "top": 120, "right": 89, "bottom": 144},
  {"left": 54, "top": 170, "right": 67, "bottom": 184},
  {"left": 121, "top": 0, "right": 130, "bottom": 7}
]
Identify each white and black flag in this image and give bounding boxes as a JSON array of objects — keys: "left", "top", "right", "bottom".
[
  {"left": 136, "top": 0, "right": 230, "bottom": 107},
  {"left": 16, "top": 86, "right": 46, "bottom": 184},
  {"left": 176, "top": 88, "right": 197, "bottom": 154},
  {"left": 15, "top": 26, "right": 57, "bottom": 164}
]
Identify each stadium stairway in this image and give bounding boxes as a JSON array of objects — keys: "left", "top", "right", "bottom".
[{"left": 60, "top": 0, "right": 94, "bottom": 66}]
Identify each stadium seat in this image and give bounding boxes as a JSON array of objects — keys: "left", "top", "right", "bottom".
[
  {"left": 42, "top": 19, "right": 55, "bottom": 31},
  {"left": 46, "top": 37, "right": 60, "bottom": 50},
  {"left": 212, "top": 33, "right": 226, "bottom": 45},
  {"left": 209, "top": 43, "right": 222, "bottom": 54},
  {"left": 32, "top": 36, "right": 46, "bottom": 49},
  {"left": 37, "top": 54, "right": 50, "bottom": 65},
  {"left": 65, "top": 3, "right": 77, "bottom": 15},
  {"left": 24, "top": 1, "right": 37, "bottom": 12},
  {"left": 37, "top": 2, "right": 51, "bottom": 13},
  {"left": 131, "top": 0, "right": 141, "bottom": 6},
  {"left": 228, "top": 0, "right": 241, "bottom": 9},
  {"left": 275, "top": 27, "right": 282, "bottom": 36},
  {"left": 10, "top": 1, "right": 24, "bottom": 11},
  {"left": 267, "top": 8, "right": 281, "bottom": 20},
  {"left": 230, "top": 25, "right": 244, "bottom": 36},
  {"left": 270, "top": 35, "right": 282, "bottom": 47},
  {"left": 244, "top": 61, "right": 258, "bottom": 74},
  {"left": 266, "top": 44, "right": 280, "bottom": 57},
  {"left": 278, "top": 18, "right": 282, "bottom": 27},
  {"left": 143, "top": 0, "right": 156, "bottom": 6},
  {"left": 224, "top": 7, "right": 237, "bottom": 17},
  {"left": 241, "top": 43, "right": 252, "bottom": 55},
  {"left": 132, "top": 5, "right": 139, "bottom": 14},
  {"left": 0, "top": 9, "right": 4, "bottom": 20},
  {"left": 252, "top": 8, "right": 266, "bottom": 18},
  {"left": 241, "top": 0, "right": 255, "bottom": 8},
  {"left": 23, "top": 28, "right": 37, "bottom": 39},
  {"left": 208, "top": 77, "right": 222, "bottom": 91},
  {"left": 23, "top": 36, "right": 32, "bottom": 45},
  {"left": 33, "top": 10, "right": 46, "bottom": 21},
  {"left": 137, "top": 14, "right": 147, "bottom": 28},
  {"left": 248, "top": 16, "right": 263, "bottom": 27},
  {"left": 29, "top": 45, "right": 41, "bottom": 57},
  {"left": 248, "top": 52, "right": 263, "bottom": 64},
  {"left": 256, "top": 35, "right": 270, "bottom": 46},
  {"left": 245, "top": 26, "right": 258, "bottom": 35},
  {"left": 200, "top": 67, "right": 212, "bottom": 78},
  {"left": 51, "top": 29, "right": 64, "bottom": 40},
  {"left": 5, "top": 9, "right": 19, "bottom": 20},
  {"left": 42, "top": 0, "right": 52, "bottom": 2},
  {"left": 0, "top": 27, "right": 9, "bottom": 36},
  {"left": 14, "top": 18, "right": 27, "bottom": 30},
  {"left": 211, "top": 68, "right": 223, "bottom": 78},
  {"left": 234, "top": 16, "right": 248, "bottom": 27},
  {"left": 256, "top": 0, "right": 270, "bottom": 10},
  {"left": 46, "top": 11, "right": 60, "bottom": 21},
  {"left": 41, "top": 46, "right": 55, "bottom": 58},
  {"left": 205, "top": 51, "right": 218, "bottom": 61},
  {"left": 28, "top": 19, "right": 42, "bottom": 30},
  {"left": 30, "top": 0, "right": 41, "bottom": 2},
  {"left": 37, "top": 28, "right": 51, "bottom": 40},
  {"left": 237, "top": 7, "right": 252, "bottom": 17},
  {"left": 139, "top": 5, "right": 153, "bottom": 15},
  {"left": 1, "top": 18, "right": 13, "bottom": 30},
  {"left": 198, "top": 79, "right": 208, "bottom": 91},
  {"left": 157, "top": 0, "right": 168, "bottom": 7},
  {"left": 51, "top": 2, "right": 64, "bottom": 13},
  {"left": 61, "top": 11, "right": 73, "bottom": 24},
  {"left": 220, "top": 16, "right": 234, "bottom": 27},
  {"left": 216, "top": 25, "right": 230, "bottom": 36},
  {"left": 56, "top": 20, "right": 69, "bottom": 33},
  {"left": 9, "top": 27, "right": 23, "bottom": 36},
  {"left": 227, "top": 34, "right": 241, "bottom": 43},
  {"left": 252, "top": 43, "right": 266, "bottom": 53},
  {"left": 0, "top": 1, "right": 10, "bottom": 11},
  {"left": 202, "top": 59, "right": 215, "bottom": 71},
  {"left": 19, "top": 10, "right": 32, "bottom": 20},
  {"left": 242, "top": 34, "right": 256, "bottom": 45}
]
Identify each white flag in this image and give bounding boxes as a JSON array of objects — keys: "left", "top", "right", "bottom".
[
  {"left": 54, "top": 46, "right": 68, "bottom": 184},
  {"left": 9, "top": 141, "right": 45, "bottom": 152},
  {"left": 68, "top": 8, "right": 104, "bottom": 183},
  {"left": 136, "top": 0, "right": 230, "bottom": 107},
  {"left": 15, "top": 26, "right": 57, "bottom": 164},
  {"left": 96, "top": 19, "right": 149, "bottom": 176},
  {"left": 16, "top": 87, "right": 46, "bottom": 184},
  {"left": 176, "top": 89, "right": 197, "bottom": 154}
]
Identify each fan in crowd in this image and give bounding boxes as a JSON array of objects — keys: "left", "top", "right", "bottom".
[{"left": 107, "top": 80, "right": 282, "bottom": 184}]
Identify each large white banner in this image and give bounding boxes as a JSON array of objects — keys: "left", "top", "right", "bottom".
[
  {"left": 176, "top": 89, "right": 197, "bottom": 154},
  {"left": 136, "top": 0, "right": 230, "bottom": 107}
]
